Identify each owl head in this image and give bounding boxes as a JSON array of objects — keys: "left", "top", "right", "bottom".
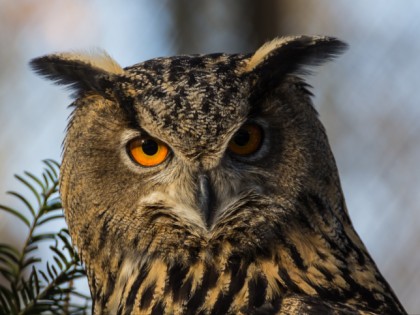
[
  {"left": 31, "top": 36, "right": 347, "bottom": 249},
  {"left": 29, "top": 37, "right": 405, "bottom": 314}
]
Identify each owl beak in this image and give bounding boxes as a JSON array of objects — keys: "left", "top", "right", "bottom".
[{"left": 198, "top": 173, "right": 215, "bottom": 226}]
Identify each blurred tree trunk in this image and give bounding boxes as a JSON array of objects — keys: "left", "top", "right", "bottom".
[{"left": 168, "top": 0, "right": 284, "bottom": 53}]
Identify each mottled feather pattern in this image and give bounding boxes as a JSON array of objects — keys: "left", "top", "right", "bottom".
[
  {"left": 30, "top": 49, "right": 123, "bottom": 96},
  {"left": 76, "top": 192, "right": 403, "bottom": 314},
  {"left": 30, "top": 36, "right": 407, "bottom": 314}
]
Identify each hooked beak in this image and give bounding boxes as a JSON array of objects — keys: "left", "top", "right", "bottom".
[{"left": 197, "top": 173, "right": 215, "bottom": 227}]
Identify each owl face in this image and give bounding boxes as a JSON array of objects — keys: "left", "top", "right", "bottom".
[
  {"left": 60, "top": 55, "right": 316, "bottom": 233},
  {"left": 30, "top": 37, "right": 406, "bottom": 314}
]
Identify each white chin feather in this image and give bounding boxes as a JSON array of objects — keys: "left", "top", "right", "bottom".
[{"left": 139, "top": 191, "right": 206, "bottom": 229}]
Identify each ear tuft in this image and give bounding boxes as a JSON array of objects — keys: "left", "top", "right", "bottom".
[
  {"left": 30, "top": 49, "right": 124, "bottom": 96},
  {"left": 244, "top": 36, "right": 347, "bottom": 91}
]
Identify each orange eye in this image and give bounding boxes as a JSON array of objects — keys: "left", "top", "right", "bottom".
[
  {"left": 127, "top": 136, "right": 169, "bottom": 167},
  {"left": 228, "top": 123, "right": 263, "bottom": 156}
]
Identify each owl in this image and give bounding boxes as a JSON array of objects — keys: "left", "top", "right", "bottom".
[{"left": 30, "top": 36, "right": 406, "bottom": 314}]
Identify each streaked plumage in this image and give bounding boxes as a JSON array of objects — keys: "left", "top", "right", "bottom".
[{"left": 31, "top": 36, "right": 407, "bottom": 314}]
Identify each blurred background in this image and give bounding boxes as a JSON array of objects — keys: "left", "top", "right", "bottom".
[{"left": 0, "top": 0, "right": 419, "bottom": 312}]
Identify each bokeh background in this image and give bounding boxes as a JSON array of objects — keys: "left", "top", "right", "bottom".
[{"left": 0, "top": 1, "right": 419, "bottom": 313}]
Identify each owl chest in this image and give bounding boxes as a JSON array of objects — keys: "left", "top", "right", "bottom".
[{"left": 105, "top": 255, "right": 284, "bottom": 315}]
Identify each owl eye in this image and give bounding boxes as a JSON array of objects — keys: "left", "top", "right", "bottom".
[
  {"left": 127, "top": 136, "right": 169, "bottom": 167},
  {"left": 228, "top": 123, "right": 263, "bottom": 156}
]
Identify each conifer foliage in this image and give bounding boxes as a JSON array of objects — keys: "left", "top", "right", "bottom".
[{"left": 0, "top": 160, "right": 91, "bottom": 314}]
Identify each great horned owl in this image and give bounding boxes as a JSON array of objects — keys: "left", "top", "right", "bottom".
[{"left": 30, "top": 36, "right": 406, "bottom": 314}]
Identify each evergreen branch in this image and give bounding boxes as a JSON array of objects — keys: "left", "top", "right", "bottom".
[{"left": 0, "top": 160, "right": 91, "bottom": 314}]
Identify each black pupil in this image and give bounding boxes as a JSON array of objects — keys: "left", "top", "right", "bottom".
[
  {"left": 142, "top": 139, "right": 159, "bottom": 155},
  {"left": 233, "top": 129, "right": 250, "bottom": 146}
]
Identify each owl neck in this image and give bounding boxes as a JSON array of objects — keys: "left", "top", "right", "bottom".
[{"left": 82, "top": 192, "right": 404, "bottom": 314}]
